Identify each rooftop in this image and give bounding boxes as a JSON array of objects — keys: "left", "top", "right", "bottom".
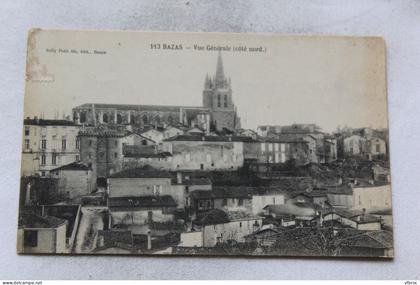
[
  {"left": 24, "top": 118, "right": 78, "bottom": 127},
  {"left": 75, "top": 103, "right": 207, "bottom": 113},
  {"left": 18, "top": 213, "right": 68, "bottom": 228},
  {"left": 109, "top": 167, "right": 173, "bottom": 179},
  {"left": 108, "top": 195, "right": 177, "bottom": 210},
  {"left": 50, "top": 161, "right": 92, "bottom": 172},
  {"left": 163, "top": 135, "right": 258, "bottom": 143}
]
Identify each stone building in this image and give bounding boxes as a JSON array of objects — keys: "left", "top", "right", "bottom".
[
  {"left": 77, "top": 127, "right": 124, "bottom": 182},
  {"left": 21, "top": 118, "right": 80, "bottom": 177},
  {"left": 72, "top": 52, "right": 240, "bottom": 132}
]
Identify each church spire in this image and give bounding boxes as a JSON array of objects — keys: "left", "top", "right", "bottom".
[{"left": 215, "top": 51, "right": 225, "bottom": 88}]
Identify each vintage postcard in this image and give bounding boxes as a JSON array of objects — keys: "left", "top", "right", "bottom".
[{"left": 18, "top": 29, "right": 392, "bottom": 257}]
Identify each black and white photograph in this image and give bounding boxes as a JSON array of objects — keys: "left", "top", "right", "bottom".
[{"left": 18, "top": 29, "right": 393, "bottom": 258}]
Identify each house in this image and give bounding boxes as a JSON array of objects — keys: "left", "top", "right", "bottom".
[
  {"left": 108, "top": 195, "right": 177, "bottom": 226},
  {"left": 366, "top": 137, "right": 387, "bottom": 157},
  {"left": 326, "top": 185, "right": 354, "bottom": 208},
  {"left": 263, "top": 202, "right": 318, "bottom": 220},
  {"left": 291, "top": 190, "right": 328, "bottom": 206},
  {"left": 245, "top": 134, "right": 315, "bottom": 166},
  {"left": 21, "top": 118, "right": 80, "bottom": 177},
  {"left": 338, "top": 230, "right": 393, "bottom": 257},
  {"left": 140, "top": 128, "right": 165, "bottom": 144},
  {"left": 251, "top": 192, "right": 286, "bottom": 215},
  {"left": 162, "top": 126, "right": 185, "bottom": 139},
  {"left": 193, "top": 209, "right": 263, "bottom": 247},
  {"left": 352, "top": 183, "right": 392, "bottom": 213},
  {"left": 122, "top": 144, "right": 173, "bottom": 170},
  {"left": 343, "top": 135, "right": 366, "bottom": 156},
  {"left": 17, "top": 213, "right": 68, "bottom": 254},
  {"left": 161, "top": 135, "right": 252, "bottom": 170},
  {"left": 189, "top": 186, "right": 257, "bottom": 214},
  {"left": 94, "top": 230, "right": 138, "bottom": 254},
  {"left": 121, "top": 131, "right": 156, "bottom": 146},
  {"left": 107, "top": 168, "right": 186, "bottom": 207},
  {"left": 244, "top": 224, "right": 280, "bottom": 247},
  {"left": 49, "top": 161, "right": 95, "bottom": 199},
  {"left": 323, "top": 208, "right": 382, "bottom": 230}
]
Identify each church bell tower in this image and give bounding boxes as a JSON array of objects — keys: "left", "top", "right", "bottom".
[{"left": 202, "top": 52, "right": 240, "bottom": 131}]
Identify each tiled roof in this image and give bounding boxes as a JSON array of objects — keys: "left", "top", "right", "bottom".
[
  {"left": 24, "top": 118, "right": 78, "bottom": 127},
  {"left": 108, "top": 195, "right": 177, "bottom": 210},
  {"left": 164, "top": 135, "right": 258, "bottom": 142},
  {"left": 195, "top": 209, "right": 229, "bottom": 225},
  {"left": 109, "top": 167, "right": 173, "bottom": 178},
  {"left": 323, "top": 208, "right": 381, "bottom": 224},
  {"left": 76, "top": 103, "right": 206, "bottom": 112},
  {"left": 50, "top": 161, "right": 91, "bottom": 172},
  {"left": 18, "top": 213, "right": 68, "bottom": 228},
  {"left": 341, "top": 230, "right": 393, "bottom": 249},
  {"left": 180, "top": 177, "right": 212, "bottom": 186}
]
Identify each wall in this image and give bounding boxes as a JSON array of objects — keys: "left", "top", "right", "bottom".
[
  {"left": 22, "top": 124, "right": 80, "bottom": 176},
  {"left": 252, "top": 194, "right": 285, "bottom": 215},
  {"left": 164, "top": 140, "right": 244, "bottom": 170},
  {"left": 179, "top": 231, "right": 203, "bottom": 247},
  {"left": 327, "top": 193, "right": 353, "bottom": 208},
  {"left": 213, "top": 197, "right": 252, "bottom": 213},
  {"left": 52, "top": 169, "right": 93, "bottom": 199},
  {"left": 352, "top": 184, "right": 392, "bottom": 212},
  {"left": 110, "top": 209, "right": 174, "bottom": 226},
  {"left": 202, "top": 218, "right": 263, "bottom": 247}
]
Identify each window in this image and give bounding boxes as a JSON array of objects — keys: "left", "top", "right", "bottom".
[
  {"left": 117, "top": 114, "right": 123, "bottom": 124},
  {"left": 261, "top": 143, "right": 266, "bottom": 152},
  {"left": 273, "top": 197, "right": 276, "bottom": 204},
  {"left": 76, "top": 138, "right": 80, "bottom": 149},
  {"left": 238, "top": 198, "right": 244, "bottom": 206},
  {"left": 41, "top": 139, "right": 47, "bottom": 150},
  {"left": 239, "top": 222, "right": 242, "bottom": 228},
  {"left": 114, "top": 152, "right": 118, "bottom": 159},
  {"left": 206, "top": 153, "right": 211, "bottom": 163},
  {"left": 89, "top": 140, "right": 93, "bottom": 147},
  {"left": 268, "top": 144, "right": 273, "bottom": 151},
  {"left": 41, "top": 155, "right": 46, "bottom": 166},
  {"left": 52, "top": 153, "right": 57, "bottom": 165},
  {"left": 102, "top": 113, "right": 108, "bottom": 123},
  {"left": 41, "top": 171, "right": 45, "bottom": 177},
  {"left": 376, "top": 144, "right": 380, "bottom": 152},
  {"left": 185, "top": 186, "right": 189, "bottom": 194},
  {"left": 280, "top": 143, "right": 285, "bottom": 152},
  {"left": 224, "top": 95, "right": 228, "bottom": 108},
  {"left": 75, "top": 155, "right": 80, "bottom": 161},
  {"left": 217, "top": 94, "right": 221, "bottom": 107},
  {"left": 88, "top": 153, "right": 92, "bottom": 159},
  {"left": 153, "top": 185, "right": 161, "bottom": 196},
  {"left": 62, "top": 139, "right": 66, "bottom": 150},
  {"left": 222, "top": 199, "right": 227, "bottom": 206},
  {"left": 24, "top": 230, "right": 38, "bottom": 247},
  {"left": 25, "top": 139, "right": 30, "bottom": 150},
  {"left": 115, "top": 140, "right": 118, "bottom": 147},
  {"left": 274, "top": 143, "right": 279, "bottom": 151},
  {"left": 24, "top": 127, "right": 30, "bottom": 136},
  {"left": 142, "top": 139, "right": 147, "bottom": 146}
]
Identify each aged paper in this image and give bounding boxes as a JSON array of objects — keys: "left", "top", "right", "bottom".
[{"left": 18, "top": 29, "right": 392, "bottom": 257}]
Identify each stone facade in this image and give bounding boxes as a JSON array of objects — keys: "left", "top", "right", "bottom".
[
  {"left": 22, "top": 118, "right": 80, "bottom": 177},
  {"left": 77, "top": 127, "right": 124, "bottom": 182}
]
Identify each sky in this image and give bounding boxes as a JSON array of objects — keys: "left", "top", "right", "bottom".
[{"left": 24, "top": 29, "right": 388, "bottom": 132}]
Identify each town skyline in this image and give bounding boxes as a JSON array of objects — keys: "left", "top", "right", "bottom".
[{"left": 24, "top": 31, "right": 388, "bottom": 132}]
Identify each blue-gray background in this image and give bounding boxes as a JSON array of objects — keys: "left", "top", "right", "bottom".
[{"left": 1, "top": 0, "right": 419, "bottom": 279}]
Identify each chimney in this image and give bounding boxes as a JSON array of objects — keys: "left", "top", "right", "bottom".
[
  {"left": 147, "top": 229, "right": 152, "bottom": 250},
  {"left": 176, "top": 172, "right": 182, "bottom": 184}
]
